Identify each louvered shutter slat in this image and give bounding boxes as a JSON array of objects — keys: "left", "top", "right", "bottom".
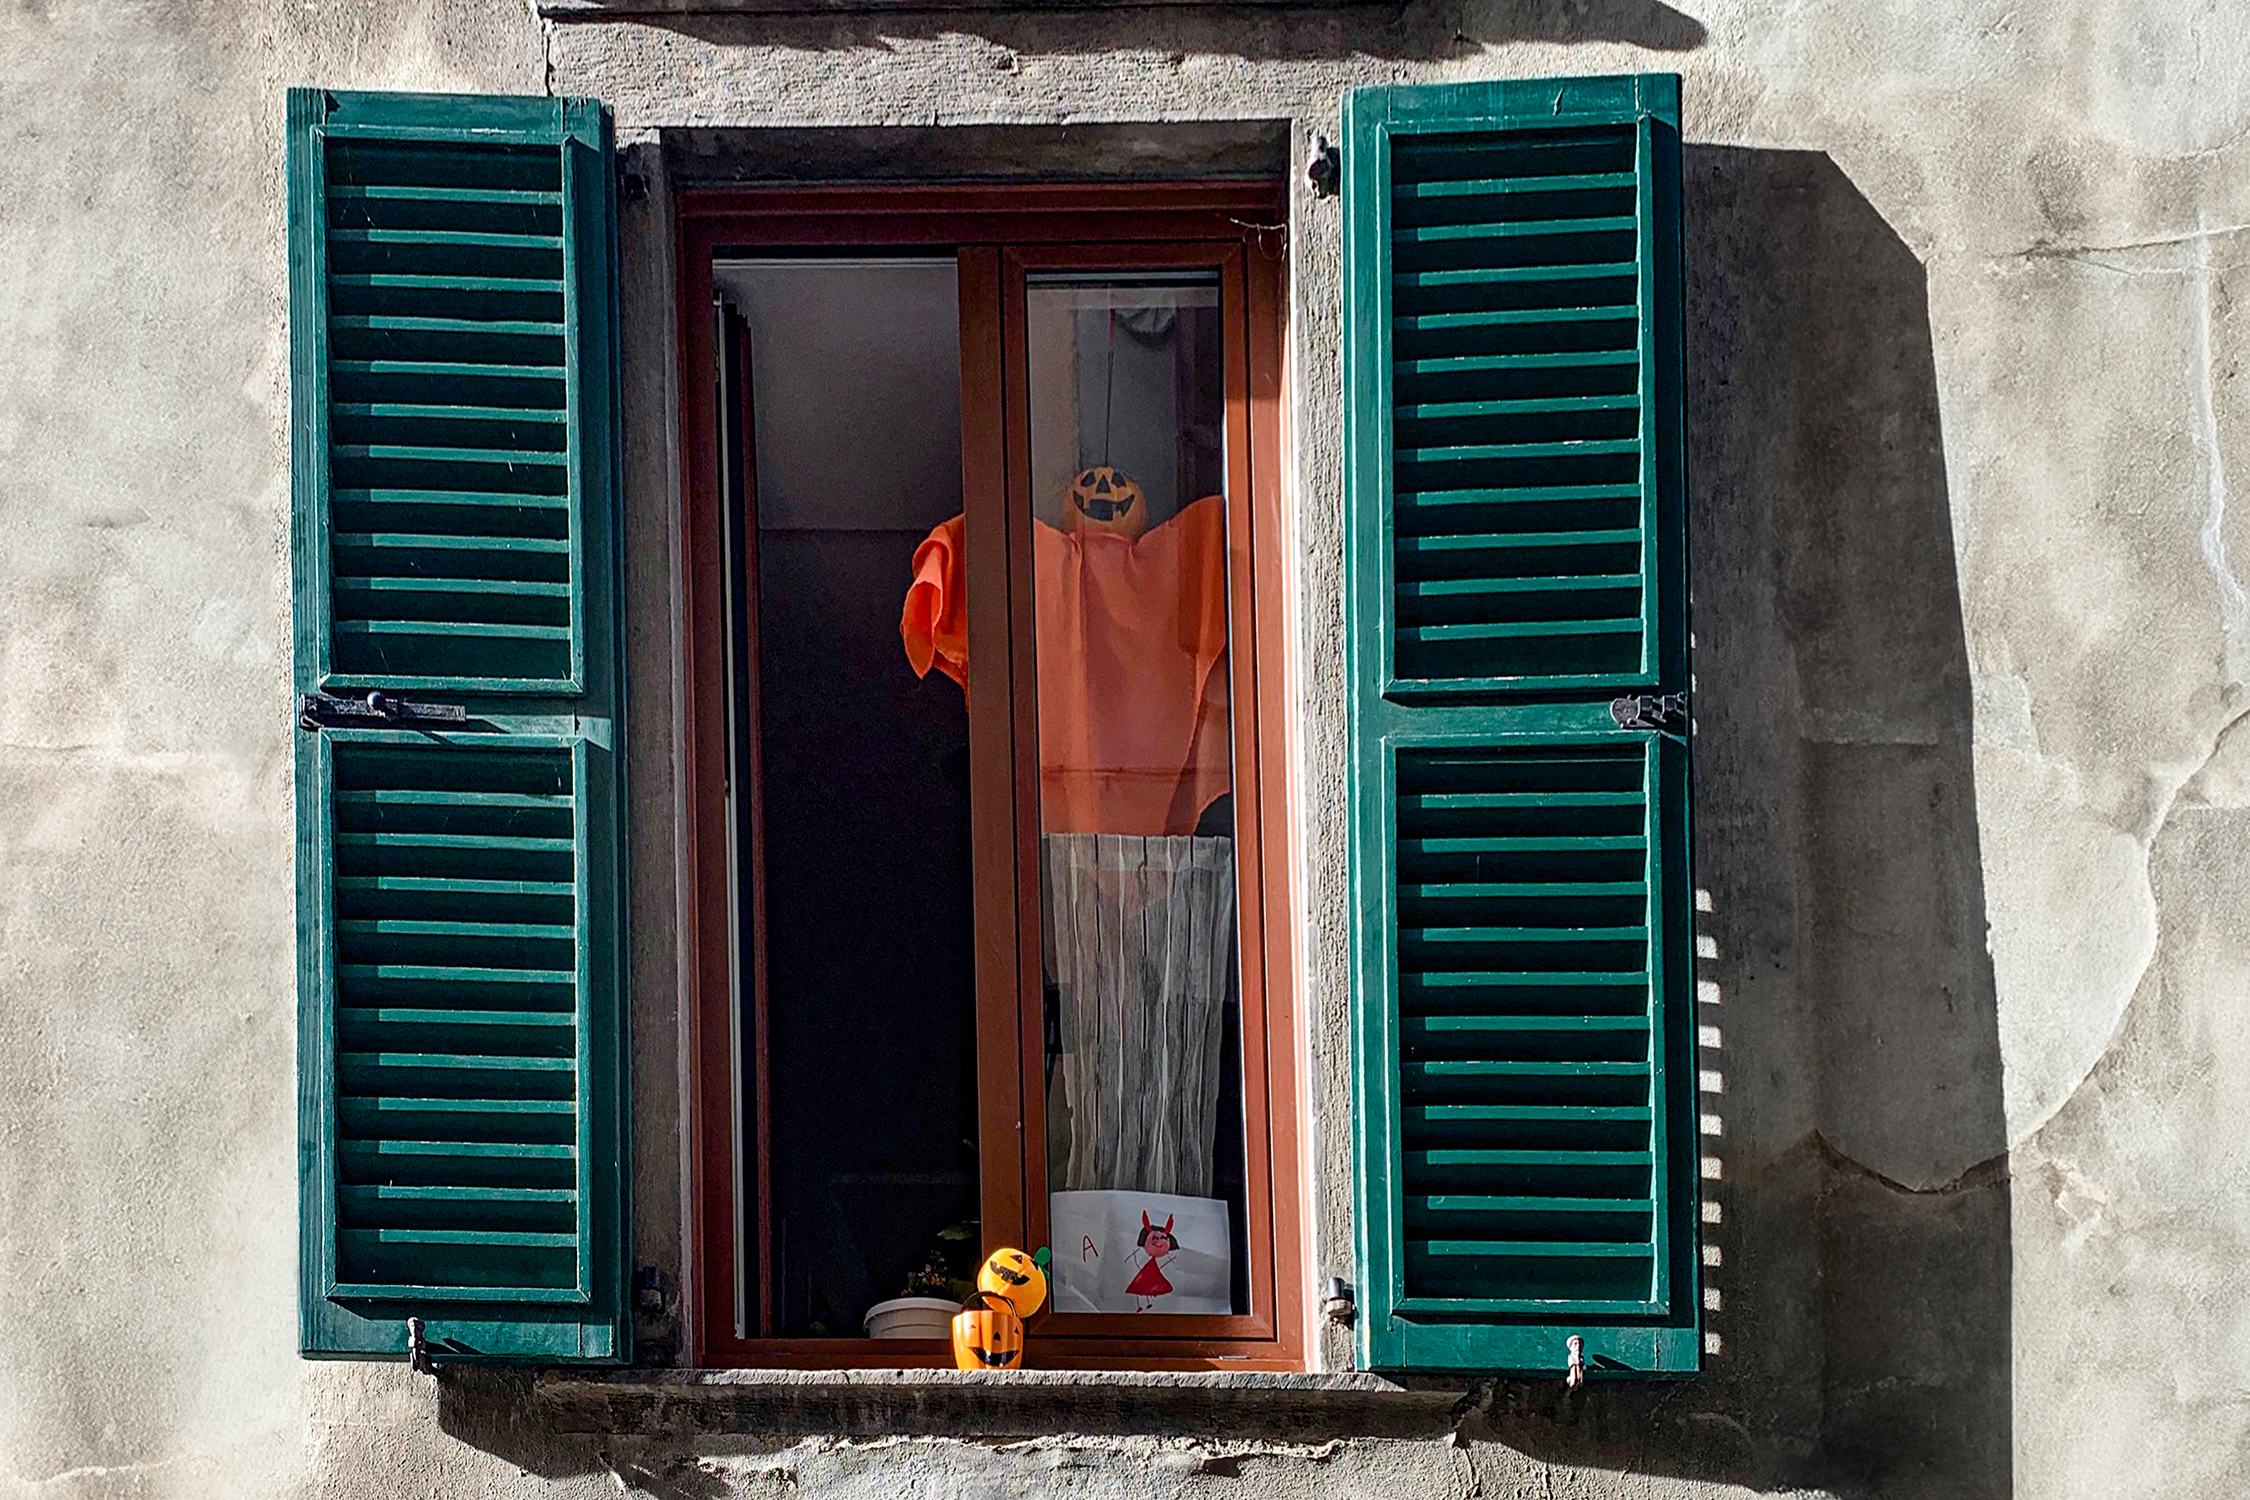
[
  {"left": 1347, "top": 75, "right": 1698, "bottom": 1376},
  {"left": 291, "top": 88, "right": 626, "bottom": 1364}
]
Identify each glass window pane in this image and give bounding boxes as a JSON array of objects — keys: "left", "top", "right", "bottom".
[
  {"left": 1024, "top": 271, "right": 1250, "bottom": 1317},
  {"left": 719, "top": 258, "right": 980, "bottom": 1337}
]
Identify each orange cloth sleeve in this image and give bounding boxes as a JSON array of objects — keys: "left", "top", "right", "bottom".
[
  {"left": 1167, "top": 496, "right": 1234, "bottom": 835},
  {"left": 1171, "top": 495, "right": 1230, "bottom": 664},
  {"left": 900, "top": 514, "right": 969, "bottom": 688}
]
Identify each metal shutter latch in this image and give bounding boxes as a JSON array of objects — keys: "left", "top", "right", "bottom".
[
  {"left": 1608, "top": 693, "right": 1687, "bottom": 734},
  {"left": 299, "top": 689, "right": 468, "bottom": 733}
]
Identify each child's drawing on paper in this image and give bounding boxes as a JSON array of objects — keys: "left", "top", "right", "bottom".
[
  {"left": 1049, "top": 1190, "right": 1232, "bottom": 1315},
  {"left": 1124, "top": 1212, "right": 1178, "bottom": 1310}
]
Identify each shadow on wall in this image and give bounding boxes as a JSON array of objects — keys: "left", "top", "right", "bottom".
[
  {"left": 543, "top": 0, "right": 1706, "bottom": 61},
  {"left": 1460, "top": 148, "right": 2012, "bottom": 1500},
  {"left": 432, "top": 1371, "right": 730, "bottom": 1500}
]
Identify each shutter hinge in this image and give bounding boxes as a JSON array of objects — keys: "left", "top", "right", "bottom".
[
  {"left": 406, "top": 1316, "right": 437, "bottom": 1377},
  {"left": 299, "top": 689, "right": 468, "bottom": 733},
  {"left": 1307, "top": 136, "right": 1340, "bottom": 198},
  {"left": 1608, "top": 693, "right": 1687, "bottom": 734}
]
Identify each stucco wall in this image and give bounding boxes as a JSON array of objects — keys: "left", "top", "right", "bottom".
[{"left": 3, "top": 1, "right": 2248, "bottom": 1496}]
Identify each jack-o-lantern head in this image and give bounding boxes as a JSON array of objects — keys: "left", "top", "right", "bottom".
[
  {"left": 977, "top": 1246, "right": 1048, "bottom": 1319},
  {"left": 1064, "top": 465, "right": 1149, "bottom": 539},
  {"left": 950, "top": 1290, "right": 1024, "bottom": 1371}
]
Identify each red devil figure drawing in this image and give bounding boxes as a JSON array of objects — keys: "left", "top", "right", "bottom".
[{"left": 1125, "top": 1211, "right": 1178, "bottom": 1310}]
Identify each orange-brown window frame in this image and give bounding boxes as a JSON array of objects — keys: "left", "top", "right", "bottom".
[{"left": 677, "top": 184, "right": 1301, "bottom": 1370}]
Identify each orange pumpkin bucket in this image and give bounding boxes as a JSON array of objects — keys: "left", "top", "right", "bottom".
[{"left": 950, "top": 1290, "right": 1025, "bottom": 1371}]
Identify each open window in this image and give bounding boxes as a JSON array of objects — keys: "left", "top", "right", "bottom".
[{"left": 679, "top": 188, "right": 1302, "bottom": 1369}]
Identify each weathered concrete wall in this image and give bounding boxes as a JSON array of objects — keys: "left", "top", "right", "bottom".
[{"left": 2, "top": 0, "right": 2247, "bottom": 1496}]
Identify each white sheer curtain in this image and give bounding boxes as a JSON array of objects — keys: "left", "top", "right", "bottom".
[{"left": 1042, "top": 833, "right": 1236, "bottom": 1197}]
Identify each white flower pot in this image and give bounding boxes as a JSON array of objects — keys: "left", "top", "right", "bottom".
[{"left": 862, "top": 1296, "right": 959, "bottom": 1340}]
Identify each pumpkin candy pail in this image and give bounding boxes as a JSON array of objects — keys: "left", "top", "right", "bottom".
[{"left": 950, "top": 1290, "right": 1024, "bottom": 1371}]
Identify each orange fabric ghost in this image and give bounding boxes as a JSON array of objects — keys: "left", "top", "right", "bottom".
[{"left": 900, "top": 495, "right": 1232, "bottom": 837}]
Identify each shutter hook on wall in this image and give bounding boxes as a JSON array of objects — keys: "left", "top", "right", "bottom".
[
  {"left": 407, "top": 1316, "right": 437, "bottom": 1377},
  {"left": 1565, "top": 1334, "right": 1586, "bottom": 1390}
]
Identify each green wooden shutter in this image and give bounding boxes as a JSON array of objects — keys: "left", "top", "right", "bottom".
[
  {"left": 288, "top": 88, "right": 627, "bottom": 1363},
  {"left": 1345, "top": 74, "right": 1698, "bottom": 1375}
]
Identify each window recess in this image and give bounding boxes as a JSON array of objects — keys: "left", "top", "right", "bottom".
[{"left": 680, "top": 186, "right": 1303, "bottom": 1371}]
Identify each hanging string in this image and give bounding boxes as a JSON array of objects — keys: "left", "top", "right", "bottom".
[
  {"left": 1222, "top": 214, "right": 1288, "bottom": 261},
  {"left": 1102, "top": 305, "right": 1118, "bottom": 467}
]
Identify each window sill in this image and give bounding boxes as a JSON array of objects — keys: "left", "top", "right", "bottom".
[{"left": 534, "top": 1368, "right": 1464, "bottom": 1438}]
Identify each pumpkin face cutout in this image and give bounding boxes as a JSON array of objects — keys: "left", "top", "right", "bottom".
[
  {"left": 950, "top": 1290, "right": 1024, "bottom": 1371},
  {"left": 1064, "top": 465, "right": 1149, "bottom": 540},
  {"left": 977, "top": 1246, "right": 1048, "bottom": 1319}
]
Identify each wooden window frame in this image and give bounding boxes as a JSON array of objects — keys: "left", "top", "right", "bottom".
[{"left": 676, "top": 183, "right": 1304, "bottom": 1370}]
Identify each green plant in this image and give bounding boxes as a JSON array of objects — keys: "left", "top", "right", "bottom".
[{"left": 899, "top": 1220, "right": 978, "bottom": 1302}]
